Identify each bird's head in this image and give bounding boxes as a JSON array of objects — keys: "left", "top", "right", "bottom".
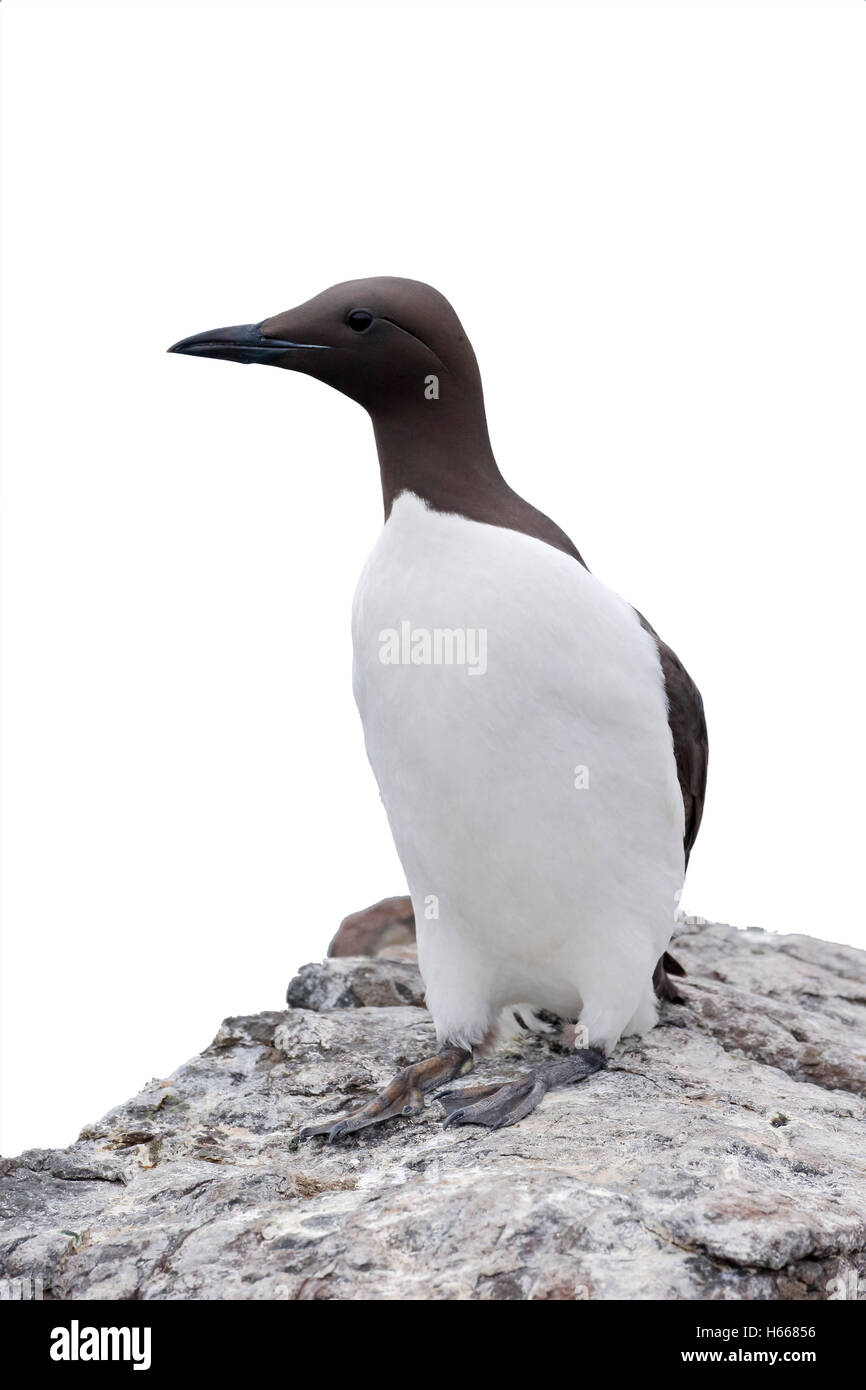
[{"left": 168, "top": 276, "right": 480, "bottom": 416}]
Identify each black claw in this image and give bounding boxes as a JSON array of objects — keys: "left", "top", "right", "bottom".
[
  {"left": 299, "top": 1124, "right": 324, "bottom": 1141},
  {"left": 300, "top": 1117, "right": 351, "bottom": 1142}
]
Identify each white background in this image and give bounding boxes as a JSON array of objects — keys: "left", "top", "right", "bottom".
[{"left": 1, "top": 0, "right": 864, "bottom": 1155}]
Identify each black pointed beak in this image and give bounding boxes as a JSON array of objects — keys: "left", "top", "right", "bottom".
[{"left": 167, "top": 321, "right": 329, "bottom": 365}]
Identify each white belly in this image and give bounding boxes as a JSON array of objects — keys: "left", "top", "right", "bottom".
[{"left": 352, "top": 494, "right": 685, "bottom": 1050}]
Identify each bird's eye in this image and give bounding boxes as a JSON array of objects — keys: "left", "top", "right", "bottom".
[{"left": 346, "top": 309, "right": 374, "bottom": 333}]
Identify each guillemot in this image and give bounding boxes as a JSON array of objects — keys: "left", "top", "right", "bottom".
[{"left": 169, "top": 277, "right": 708, "bottom": 1138}]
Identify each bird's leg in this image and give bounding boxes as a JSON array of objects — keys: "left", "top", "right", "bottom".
[
  {"left": 299, "top": 1044, "right": 472, "bottom": 1143},
  {"left": 437, "top": 1048, "right": 606, "bottom": 1131}
]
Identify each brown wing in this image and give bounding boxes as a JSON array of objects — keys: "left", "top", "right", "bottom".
[
  {"left": 635, "top": 616, "right": 708, "bottom": 1003},
  {"left": 655, "top": 637, "right": 709, "bottom": 869},
  {"left": 634, "top": 612, "right": 708, "bottom": 869}
]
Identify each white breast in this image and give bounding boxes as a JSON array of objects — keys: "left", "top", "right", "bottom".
[{"left": 352, "top": 493, "right": 684, "bottom": 1051}]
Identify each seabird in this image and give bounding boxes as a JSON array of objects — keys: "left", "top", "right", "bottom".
[{"left": 169, "top": 278, "right": 708, "bottom": 1138}]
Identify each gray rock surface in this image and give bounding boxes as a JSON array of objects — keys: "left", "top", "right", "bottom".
[
  {"left": 2, "top": 919, "right": 865, "bottom": 1300},
  {"left": 285, "top": 955, "right": 426, "bottom": 1012}
]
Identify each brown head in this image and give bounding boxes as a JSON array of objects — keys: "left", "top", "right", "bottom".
[
  {"left": 169, "top": 276, "right": 581, "bottom": 560},
  {"left": 169, "top": 277, "right": 498, "bottom": 505},
  {"left": 170, "top": 277, "right": 481, "bottom": 402}
]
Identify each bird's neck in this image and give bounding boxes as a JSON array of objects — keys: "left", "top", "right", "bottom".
[
  {"left": 372, "top": 391, "right": 505, "bottom": 520},
  {"left": 370, "top": 394, "right": 586, "bottom": 566}
]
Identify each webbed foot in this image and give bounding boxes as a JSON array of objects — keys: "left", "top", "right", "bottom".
[
  {"left": 299, "top": 1044, "right": 471, "bottom": 1143},
  {"left": 438, "top": 1047, "right": 605, "bottom": 1130}
]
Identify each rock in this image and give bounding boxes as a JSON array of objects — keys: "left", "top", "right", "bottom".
[
  {"left": 328, "top": 895, "right": 415, "bottom": 958},
  {"left": 2, "top": 920, "right": 866, "bottom": 1300},
  {"left": 286, "top": 956, "right": 425, "bottom": 1011}
]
